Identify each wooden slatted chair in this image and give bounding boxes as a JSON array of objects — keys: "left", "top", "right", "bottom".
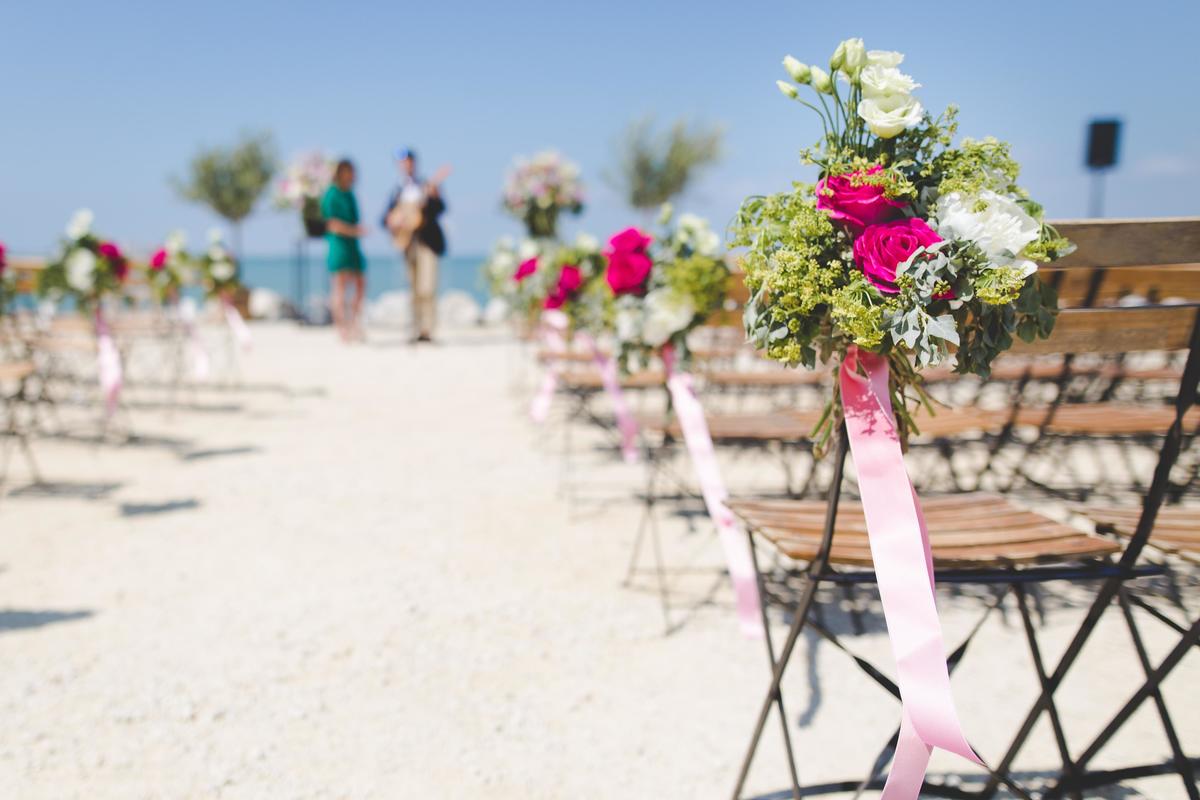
[
  {"left": 728, "top": 219, "right": 1200, "bottom": 800},
  {"left": 0, "top": 357, "right": 42, "bottom": 495}
]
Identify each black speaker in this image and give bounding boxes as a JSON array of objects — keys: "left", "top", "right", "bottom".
[{"left": 1086, "top": 119, "right": 1121, "bottom": 169}]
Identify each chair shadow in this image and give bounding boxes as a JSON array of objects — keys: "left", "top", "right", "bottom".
[
  {"left": 119, "top": 498, "right": 201, "bottom": 517},
  {"left": 0, "top": 608, "right": 94, "bottom": 634},
  {"left": 123, "top": 399, "right": 245, "bottom": 414},
  {"left": 8, "top": 481, "right": 123, "bottom": 500},
  {"left": 180, "top": 445, "right": 260, "bottom": 462}
]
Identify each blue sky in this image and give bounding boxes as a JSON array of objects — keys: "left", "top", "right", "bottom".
[{"left": 2, "top": 0, "right": 1197, "bottom": 258}]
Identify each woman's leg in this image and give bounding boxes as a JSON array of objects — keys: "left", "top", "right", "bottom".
[
  {"left": 330, "top": 270, "right": 347, "bottom": 340},
  {"left": 350, "top": 271, "right": 366, "bottom": 339}
]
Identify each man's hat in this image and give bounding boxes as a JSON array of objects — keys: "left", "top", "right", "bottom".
[{"left": 394, "top": 147, "right": 417, "bottom": 161}]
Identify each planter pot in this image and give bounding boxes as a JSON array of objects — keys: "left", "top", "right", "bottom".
[{"left": 302, "top": 196, "right": 326, "bottom": 238}]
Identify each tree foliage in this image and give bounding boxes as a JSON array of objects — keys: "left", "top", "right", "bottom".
[
  {"left": 608, "top": 118, "right": 723, "bottom": 210},
  {"left": 173, "top": 132, "right": 278, "bottom": 232}
]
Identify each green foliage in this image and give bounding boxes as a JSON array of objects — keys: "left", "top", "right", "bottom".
[
  {"left": 608, "top": 118, "right": 723, "bottom": 209},
  {"left": 173, "top": 132, "right": 278, "bottom": 234}
]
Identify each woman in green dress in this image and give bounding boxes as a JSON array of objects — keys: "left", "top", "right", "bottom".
[{"left": 321, "top": 159, "right": 367, "bottom": 341}]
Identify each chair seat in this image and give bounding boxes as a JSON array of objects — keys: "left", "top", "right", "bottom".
[
  {"left": 729, "top": 493, "right": 1120, "bottom": 568},
  {"left": 1085, "top": 505, "right": 1200, "bottom": 558},
  {"left": 537, "top": 349, "right": 597, "bottom": 364},
  {"left": 701, "top": 369, "right": 829, "bottom": 388},
  {"left": 1013, "top": 404, "right": 1200, "bottom": 435},
  {"left": 645, "top": 411, "right": 821, "bottom": 442},
  {"left": 559, "top": 369, "right": 664, "bottom": 391}
]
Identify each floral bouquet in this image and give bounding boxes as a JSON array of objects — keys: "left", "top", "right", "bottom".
[
  {"left": 731, "top": 38, "right": 1075, "bottom": 793},
  {"left": 739, "top": 39, "right": 1067, "bottom": 448},
  {"left": 38, "top": 209, "right": 131, "bottom": 308},
  {"left": 608, "top": 208, "right": 730, "bottom": 369},
  {"left": 146, "top": 230, "right": 195, "bottom": 304},
  {"left": 272, "top": 151, "right": 334, "bottom": 238},
  {"left": 38, "top": 210, "right": 128, "bottom": 414},
  {"left": 541, "top": 233, "right": 610, "bottom": 333},
  {"left": 198, "top": 229, "right": 240, "bottom": 299},
  {"left": 482, "top": 237, "right": 554, "bottom": 328},
  {"left": 502, "top": 151, "right": 585, "bottom": 239}
]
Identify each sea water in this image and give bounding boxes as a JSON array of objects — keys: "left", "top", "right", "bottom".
[{"left": 240, "top": 251, "right": 489, "bottom": 309}]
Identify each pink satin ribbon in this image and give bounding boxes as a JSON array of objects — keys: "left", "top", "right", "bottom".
[
  {"left": 222, "top": 297, "right": 252, "bottom": 352},
  {"left": 178, "top": 300, "right": 210, "bottom": 381},
  {"left": 577, "top": 332, "right": 639, "bottom": 464},
  {"left": 93, "top": 308, "right": 123, "bottom": 418},
  {"left": 839, "top": 348, "right": 979, "bottom": 798},
  {"left": 530, "top": 310, "right": 568, "bottom": 423},
  {"left": 662, "top": 345, "right": 762, "bottom": 637}
]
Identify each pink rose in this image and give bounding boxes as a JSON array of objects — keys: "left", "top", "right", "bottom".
[
  {"left": 544, "top": 264, "right": 582, "bottom": 309},
  {"left": 816, "top": 166, "right": 904, "bottom": 235},
  {"left": 150, "top": 248, "right": 168, "bottom": 270},
  {"left": 98, "top": 241, "right": 129, "bottom": 281},
  {"left": 853, "top": 217, "right": 943, "bottom": 295},
  {"left": 0, "top": 241, "right": 6, "bottom": 274},
  {"left": 604, "top": 227, "right": 653, "bottom": 296},
  {"left": 513, "top": 257, "right": 538, "bottom": 283}
]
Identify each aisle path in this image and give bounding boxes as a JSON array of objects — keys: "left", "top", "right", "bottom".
[{"left": 0, "top": 324, "right": 1193, "bottom": 799}]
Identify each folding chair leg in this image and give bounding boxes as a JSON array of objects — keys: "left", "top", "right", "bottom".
[
  {"left": 731, "top": 568, "right": 816, "bottom": 800},
  {"left": 1043, "top": 614, "right": 1200, "bottom": 800},
  {"left": 1116, "top": 590, "right": 1199, "bottom": 800},
  {"left": 1015, "top": 585, "right": 1081, "bottom": 800}
]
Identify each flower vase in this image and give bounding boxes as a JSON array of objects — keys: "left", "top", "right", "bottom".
[{"left": 302, "top": 196, "right": 326, "bottom": 238}]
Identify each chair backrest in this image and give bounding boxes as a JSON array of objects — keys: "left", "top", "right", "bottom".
[
  {"left": 1044, "top": 217, "right": 1200, "bottom": 308},
  {"left": 1024, "top": 218, "right": 1200, "bottom": 568}
]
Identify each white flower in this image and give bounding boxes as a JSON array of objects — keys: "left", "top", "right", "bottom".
[
  {"left": 207, "top": 227, "right": 224, "bottom": 245},
  {"left": 641, "top": 288, "right": 696, "bottom": 347},
  {"left": 66, "top": 209, "right": 94, "bottom": 240},
  {"left": 574, "top": 232, "right": 599, "bottom": 252},
  {"left": 490, "top": 251, "right": 516, "bottom": 277},
  {"left": 496, "top": 235, "right": 515, "bottom": 251},
  {"left": 783, "top": 55, "right": 811, "bottom": 84},
  {"left": 859, "top": 65, "right": 919, "bottom": 98},
  {"left": 165, "top": 229, "right": 187, "bottom": 256},
  {"left": 210, "top": 258, "right": 236, "bottom": 282},
  {"left": 615, "top": 307, "right": 640, "bottom": 343},
  {"left": 867, "top": 50, "right": 904, "bottom": 68},
  {"left": 936, "top": 191, "right": 1041, "bottom": 276},
  {"left": 832, "top": 38, "right": 866, "bottom": 75},
  {"left": 517, "top": 239, "right": 540, "bottom": 261},
  {"left": 858, "top": 94, "right": 924, "bottom": 138},
  {"left": 65, "top": 248, "right": 96, "bottom": 292},
  {"left": 809, "top": 66, "right": 833, "bottom": 94}
]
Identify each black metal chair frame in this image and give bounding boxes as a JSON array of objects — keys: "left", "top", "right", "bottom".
[{"left": 731, "top": 307, "right": 1200, "bottom": 800}]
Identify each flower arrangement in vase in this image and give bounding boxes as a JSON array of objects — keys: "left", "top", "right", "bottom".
[
  {"left": 502, "top": 151, "right": 585, "bottom": 239},
  {"left": 273, "top": 151, "right": 334, "bottom": 238}
]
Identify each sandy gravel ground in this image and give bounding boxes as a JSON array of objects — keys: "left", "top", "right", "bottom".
[{"left": 0, "top": 322, "right": 1196, "bottom": 799}]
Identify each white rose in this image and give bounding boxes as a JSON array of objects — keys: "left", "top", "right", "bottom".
[
  {"left": 66, "top": 209, "right": 94, "bottom": 240},
  {"left": 859, "top": 65, "right": 919, "bottom": 98},
  {"left": 677, "top": 212, "right": 704, "bottom": 231},
  {"left": 210, "top": 258, "right": 236, "bottom": 282},
  {"left": 838, "top": 38, "right": 867, "bottom": 75},
  {"left": 490, "top": 251, "right": 516, "bottom": 276},
  {"left": 867, "top": 50, "right": 904, "bottom": 68},
  {"left": 641, "top": 288, "right": 696, "bottom": 347},
  {"left": 858, "top": 94, "right": 924, "bottom": 138},
  {"left": 165, "top": 229, "right": 187, "bottom": 256},
  {"left": 936, "top": 191, "right": 1041, "bottom": 276},
  {"left": 574, "top": 232, "right": 599, "bottom": 252},
  {"left": 517, "top": 239, "right": 540, "bottom": 261},
  {"left": 809, "top": 66, "right": 833, "bottom": 94},
  {"left": 615, "top": 308, "right": 640, "bottom": 343},
  {"left": 65, "top": 248, "right": 96, "bottom": 292}
]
